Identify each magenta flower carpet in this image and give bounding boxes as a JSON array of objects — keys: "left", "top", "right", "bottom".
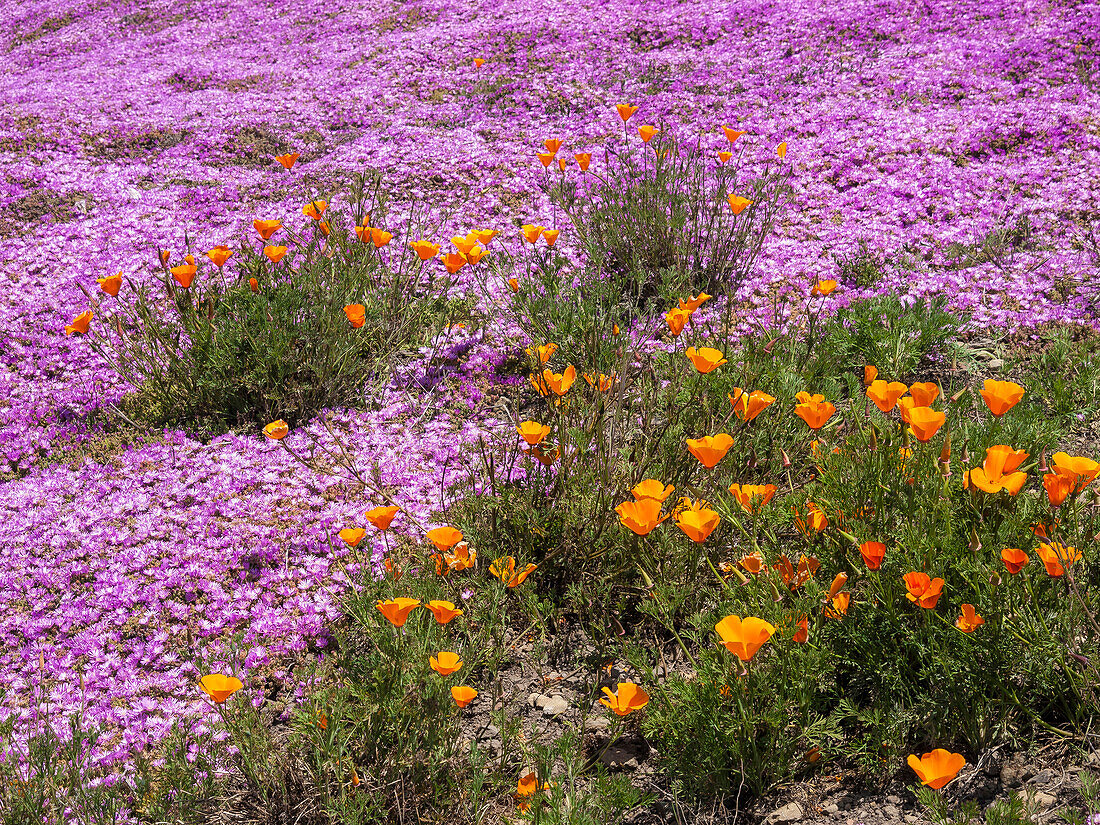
[{"left": 2, "top": 0, "right": 1098, "bottom": 775}]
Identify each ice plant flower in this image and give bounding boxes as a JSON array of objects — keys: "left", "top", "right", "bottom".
[
  {"left": 638, "top": 124, "right": 659, "bottom": 142},
  {"left": 264, "top": 245, "right": 288, "bottom": 263},
  {"left": 275, "top": 152, "right": 299, "bottom": 169},
  {"left": 956, "top": 604, "right": 984, "bottom": 633},
  {"left": 909, "top": 382, "right": 940, "bottom": 407},
  {"left": 344, "top": 304, "right": 366, "bottom": 328},
  {"left": 860, "top": 541, "right": 886, "bottom": 570},
  {"left": 170, "top": 264, "right": 196, "bottom": 287},
  {"left": 206, "top": 246, "right": 233, "bottom": 268},
  {"left": 676, "top": 501, "right": 721, "bottom": 543},
  {"left": 427, "top": 526, "right": 463, "bottom": 552},
  {"left": 866, "top": 380, "right": 908, "bottom": 412},
  {"left": 451, "top": 686, "right": 478, "bottom": 707},
  {"left": 728, "top": 483, "right": 777, "bottom": 513},
  {"left": 97, "top": 272, "right": 123, "bottom": 296},
  {"left": 686, "top": 433, "right": 734, "bottom": 469},
  {"left": 727, "top": 194, "right": 752, "bottom": 214},
  {"left": 729, "top": 388, "right": 775, "bottom": 421},
  {"left": 903, "top": 572, "right": 944, "bottom": 608},
  {"left": 409, "top": 240, "right": 440, "bottom": 260},
  {"left": 722, "top": 126, "right": 747, "bottom": 143},
  {"left": 200, "top": 674, "right": 243, "bottom": 704},
  {"left": 338, "top": 527, "right": 366, "bottom": 547},
  {"left": 263, "top": 420, "right": 289, "bottom": 440},
  {"left": 302, "top": 200, "right": 327, "bottom": 219},
  {"left": 1001, "top": 547, "right": 1028, "bottom": 575},
  {"left": 907, "top": 407, "right": 946, "bottom": 442},
  {"left": 715, "top": 615, "right": 775, "bottom": 661},
  {"left": 631, "top": 479, "right": 675, "bottom": 503},
  {"left": 253, "top": 219, "right": 281, "bottom": 240},
  {"left": 430, "top": 652, "right": 463, "bottom": 675},
  {"left": 616, "top": 497, "right": 665, "bottom": 536},
  {"left": 980, "top": 379, "right": 1024, "bottom": 417},
  {"left": 794, "top": 392, "right": 836, "bottom": 430},
  {"left": 908, "top": 750, "right": 965, "bottom": 790},
  {"left": 600, "top": 683, "right": 650, "bottom": 716},
  {"left": 665, "top": 307, "right": 691, "bottom": 335},
  {"left": 365, "top": 505, "right": 400, "bottom": 530},
  {"left": 424, "top": 600, "right": 463, "bottom": 624},
  {"left": 616, "top": 103, "right": 638, "bottom": 122},
  {"left": 377, "top": 597, "right": 421, "bottom": 627},
  {"left": 521, "top": 224, "right": 544, "bottom": 243},
  {"left": 65, "top": 310, "right": 92, "bottom": 336},
  {"left": 517, "top": 421, "right": 551, "bottom": 445},
  {"left": 542, "top": 229, "right": 560, "bottom": 247},
  {"left": 685, "top": 346, "right": 727, "bottom": 373},
  {"left": 540, "top": 365, "right": 577, "bottom": 396},
  {"left": 967, "top": 445, "right": 1028, "bottom": 495},
  {"left": 1037, "top": 542, "right": 1081, "bottom": 577},
  {"left": 679, "top": 292, "right": 712, "bottom": 312},
  {"left": 1050, "top": 452, "right": 1100, "bottom": 492},
  {"left": 489, "top": 556, "right": 537, "bottom": 587},
  {"left": 574, "top": 152, "right": 592, "bottom": 170}
]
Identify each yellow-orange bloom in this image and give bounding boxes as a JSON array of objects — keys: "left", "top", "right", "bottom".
[
  {"left": 451, "top": 686, "right": 478, "bottom": 707},
  {"left": 424, "top": 600, "right": 463, "bottom": 624},
  {"left": 728, "top": 388, "right": 775, "bottom": 421},
  {"left": 473, "top": 57, "right": 485, "bottom": 68},
  {"left": 616, "top": 104, "right": 639, "bottom": 122},
  {"left": 715, "top": 615, "right": 774, "bottom": 661},
  {"left": 96, "top": 272, "right": 123, "bottom": 296},
  {"left": 441, "top": 252, "right": 467, "bottom": 273},
  {"left": 263, "top": 245, "right": 288, "bottom": 263},
  {"left": 171, "top": 264, "right": 196, "bottom": 287},
  {"left": 1050, "top": 452, "right": 1100, "bottom": 493},
  {"left": 908, "top": 382, "right": 940, "bottom": 407},
  {"left": 980, "top": 379, "right": 1024, "bottom": 417},
  {"left": 508, "top": 277, "right": 519, "bottom": 292},
  {"left": 956, "top": 604, "right": 984, "bottom": 633},
  {"left": 903, "top": 572, "right": 944, "bottom": 608},
  {"left": 666, "top": 307, "right": 691, "bottom": 335},
  {"left": 600, "top": 682, "right": 649, "bottom": 716},
  {"left": 968, "top": 445, "right": 1028, "bottom": 495},
  {"left": 906, "top": 406, "right": 946, "bottom": 442},
  {"left": 727, "top": 194, "right": 752, "bottom": 215},
  {"left": 686, "top": 346, "right": 727, "bottom": 373},
  {"left": 1001, "top": 547, "right": 1028, "bottom": 574},
  {"left": 249, "top": 277, "right": 259, "bottom": 293},
  {"left": 426, "top": 526, "right": 463, "bottom": 552},
  {"left": 430, "top": 651, "right": 463, "bottom": 675},
  {"left": 542, "top": 229, "right": 560, "bottom": 247},
  {"left": 631, "top": 479, "right": 675, "bottom": 502},
  {"left": 811, "top": 279, "right": 837, "bottom": 297},
  {"left": 253, "top": 219, "right": 281, "bottom": 240},
  {"left": 1044, "top": 469, "right": 1075, "bottom": 506},
  {"left": 574, "top": 152, "right": 592, "bottom": 170},
  {"left": 686, "top": 433, "right": 734, "bottom": 469},
  {"left": 864, "top": 365, "right": 878, "bottom": 385},
  {"left": 200, "top": 673, "right": 244, "bottom": 704},
  {"left": 860, "top": 541, "right": 886, "bottom": 570},
  {"left": 517, "top": 421, "right": 551, "bottom": 446},
  {"left": 65, "top": 310, "right": 92, "bottom": 336},
  {"left": 410, "top": 240, "right": 441, "bottom": 260},
  {"left": 370, "top": 227, "right": 393, "bottom": 248},
  {"left": 526, "top": 342, "right": 557, "bottom": 363},
  {"left": 739, "top": 552, "right": 765, "bottom": 574},
  {"left": 377, "top": 597, "right": 421, "bottom": 627},
  {"left": 365, "top": 505, "right": 400, "bottom": 530},
  {"left": 722, "top": 126, "right": 747, "bottom": 144},
  {"left": 263, "top": 420, "right": 289, "bottom": 440},
  {"left": 540, "top": 365, "right": 577, "bottom": 396},
  {"left": 489, "top": 556, "right": 537, "bottom": 587},
  {"left": 275, "top": 152, "right": 299, "bottom": 170},
  {"left": 794, "top": 392, "right": 836, "bottom": 430},
  {"left": 1037, "top": 542, "right": 1081, "bottom": 577},
  {"left": 637, "top": 124, "right": 659, "bottom": 143},
  {"left": 536, "top": 151, "right": 555, "bottom": 168},
  {"left": 338, "top": 527, "right": 366, "bottom": 547},
  {"left": 728, "top": 483, "right": 776, "bottom": 513},
  {"left": 543, "top": 138, "right": 562, "bottom": 154},
  {"left": 676, "top": 503, "right": 721, "bottom": 543},
  {"left": 472, "top": 229, "right": 499, "bottom": 246},
  {"left": 521, "top": 224, "right": 544, "bottom": 244},
  {"left": 616, "top": 497, "right": 665, "bottom": 536},
  {"left": 718, "top": 150, "right": 733, "bottom": 163},
  {"left": 777, "top": 141, "right": 788, "bottom": 158},
  {"left": 302, "top": 200, "right": 327, "bottom": 220},
  {"left": 679, "top": 292, "right": 711, "bottom": 312},
  {"left": 908, "top": 750, "right": 965, "bottom": 790},
  {"left": 866, "top": 380, "right": 908, "bottom": 412},
  {"left": 206, "top": 246, "right": 234, "bottom": 268},
  {"left": 794, "top": 502, "right": 828, "bottom": 535},
  {"left": 344, "top": 304, "right": 366, "bottom": 328}
]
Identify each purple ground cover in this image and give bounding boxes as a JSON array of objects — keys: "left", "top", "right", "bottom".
[{"left": 1, "top": 0, "right": 1099, "bottom": 777}]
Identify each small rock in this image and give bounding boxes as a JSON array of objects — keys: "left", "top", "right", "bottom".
[
  {"left": 1029, "top": 791, "right": 1057, "bottom": 809},
  {"left": 1028, "top": 769, "right": 1054, "bottom": 787},
  {"left": 987, "top": 358, "right": 1004, "bottom": 369},
  {"left": 599, "top": 744, "right": 639, "bottom": 770},
  {"left": 584, "top": 716, "right": 610, "bottom": 732},
  {"left": 823, "top": 803, "right": 839, "bottom": 815},
  {"left": 904, "top": 815, "right": 920, "bottom": 823},
  {"left": 527, "top": 693, "right": 542, "bottom": 708},
  {"left": 540, "top": 695, "right": 570, "bottom": 716},
  {"left": 765, "top": 801, "right": 804, "bottom": 823},
  {"left": 1088, "top": 751, "right": 1100, "bottom": 766},
  {"left": 476, "top": 723, "right": 499, "bottom": 741},
  {"left": 886, "top": 795, "right": 902, "bottom": 805},
  {"left": 883, "top": 804, "right": 899, "bottom": 819}
]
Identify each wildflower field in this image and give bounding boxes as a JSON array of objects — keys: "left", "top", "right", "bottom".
[{"left": 3, "top": 0, "right": 1100, "bottom": 821}]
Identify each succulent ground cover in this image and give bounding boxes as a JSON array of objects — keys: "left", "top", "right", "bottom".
[{"left": 3, "top": 0, "right": 1100, "bottom": 822}]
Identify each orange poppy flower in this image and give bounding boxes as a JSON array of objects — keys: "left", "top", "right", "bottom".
[
  {"left": 526, "top": 343, "right": 557, "bottom": 363},
  {"left": 967, "top": 445, "right": 1028, "bottom": 495},
  {"left": 472, "top": 229, "right": 499, "bottom": 246},
  {"left": 676, "top": 503, "right": 721, "bottom": 543},
  {"left": 903, "top": 572, "right": 944, "bottom": 608},
  {"left": 508, "top": 277, "right": 519, "bottom": 292},
  {"left": 715, "top": 615, "right": 775, "bottom": 661},
  {"left": 430, "top": 651, "right": 463, "bottom": 675},
  {"left": 793, "top": 502, "right": 828, "bottom": 535},
  {"left": 827, "top": 572, "right": 848, "bottom": 599},
  {"left": 600, "top": 682, "right": 649, "bottom": 716},
  {"left": 444, "top": 542, "right": 476, "bottom": 572},
  {"left": 473, "top": 57, "right": 485, "bottom": 68},
  {"left": 616, "top": 497, "right": 665, "bottom": 536},
  {"left": 543, "top": 138, "right": 562, "bottom": 154},
  {"left": 540, "top": 365, "right": 577, "bottom": 396},
  {"left": 451, "top": 686, "right": 478, "bottom": 707},
  {"left": 370, "top": 228, "right": 393, "bottom": 248},
  {"left": 521, "top": 224, "right": 544, "bottom": 244},
  {"left": 996, "top": 548, "right": 1028, "bottom": 577},
  {"left": 344, "top": 304, "right": 366, "bottom": 328},
  {"left": 517, "top": 421, "right": 551, "bottom": 445},
  {"left": 864, "top": 365, "right": 878, "bottom": 385},
  {"left": 794, "top": 392, "right": 836, "bottom": 430},
  {"left": 717, "top": 150, "right": 733, "bottom": 163},
  {"left": 338, "top": 527, "right": 366, "bottom": 547},
  {"left": 489, "top": 556, "right": 537, "bottom": 587},
  {"left": 302, "top": 200, "right": 327, "bottom": 220},
  {"left": 248, "top": 277, "right": 259, "bottom": 293},
  {"left": 631, "top": 479, "right": 675, "bottom": 503},
  {"left": 377, "top": 597, "right": 421, "bottom": 627},
  {"left": 637, "top": 124, "right": 659, "bottom": 143},
  {"left": 260, "top": 421, "right": 289, "bottom": 442},
  {"left": 582, "top": 372, "right": 615, "bottom": 391},
  {"left": 364, "top": 505, "right": 399, "bottom": 530},
  {"left": 728, "top": 388, "right": 775, "bottom": 421},
  {"left": 980, "top": 379, "right": 1024, "bottom": 417},
  {"left": 811, "top": 280, "right": 837, "bottom": 297},
  {"left": 777, "top": 141, "right": 788, "bottom": 158},
  {"left": 1037, "top": 542, "right": 1081, "bottom": 577},
  {"left": 171, "top": 264, "right": 197, "bottom": 287},
  {"left": 1043, "top": 470, "right": 1075, "bottom": 506},
  {"left": 264, "top": 245, "right": 288, "bottom": 264},
  {"left": 616, "top": 104, "right": 638, "bottom": 122},
  {"left": 542, "top": 229, "right": 560, "bottom": 247},
  {"left": 253, "top": 219, "right": 281, "bottom": 240},
  {"left": 665, "top": 307, "right": 691, "bottom": 335},
  {"left": 536, "top": 151, "right": 555, "bottom": 168},
  {"left": 424, "top": 600, "right": 463, "bottom": 624},
  {"left": 441, "top": 252, "right": 467, "bottom": 274},
  {"left": 956, "top": 604, "right": 984, "bottom": 633},
  {"left": 686, "top": 433, "right": 734, "bottom": 469},
  {"left": 96, "top": 272, "right": 123, "bottom": 296},
  {"left": 728, "top": 483, "right": 776, "bottom": 513},
  {"left": 466, "top": 246, "right": 488, "bottom": 265},
  {"left": 792, "top": 615, "right": 808, "bottom": 643},
  {"left": 859, "top": 541, "right": 886, "bottom": 570},
  {"left": 774, "top": 554, "right": 820, "bottom": 589},
  {"left": 739, "top": 551, "right": 765, "bottom": 574},
  {"left": 275, "top": 152, "right": 299, "bottom": 170},
  {"left": 722, "top": 126, "right": 747, "bottom": 144},
  {"left": 866, "top": 380, "right": 908, "bottom": 413},
  {"left": 159, "top": 249, "right": 171, "bottom": 265},
  {"left": 727, "top": 194, "right": 753, "bottom": 215},
  {"left": 318, "top": 221, "right": 330, "bottom": 236},
  {"left": 907, "top": 406, "right": 946, "bottom": 442},
  {"left": 199, "top": 673, "right": 244, "bottom": 704},
  {"left": 450, "top": 235, "right": 478, "bottom": 256},
  {"left": 65, "top": 310, "right": 92, "bottom": 336},
  {"left": 1050, "top": 452, "right": 1100, "bottom": 493},
  {"left": 427, "top": 526, "right": 463, "bottom": 552},
  {"left": 574, "top": 152, "right": 592, "bottom": 171},
  {"left": 908, "top": 750, "right": 965, "bottom": 790},
  {"left": 909, "top": 382, "right": 940, "bottom": 407},
  {"left": 824, "top": 591, "right": 850, "bottom": 619},
  {"left": 205, "top": 246, "right": 233, "bottom": 268},
  {"left": 408, "top": 240, "right": 439, "bottom": 260},
  {"left": 685, "top": 346, "right": 727, "bottom": 373},
  {"left": 678, "top": 292, "right": 711, "bottom": 312}
]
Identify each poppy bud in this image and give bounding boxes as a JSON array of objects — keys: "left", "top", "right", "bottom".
[
  {"left": 746, "top": 448, "right": 757, "bottom": 469},
  {"left": 939, "top": 431, "right": 951, "bottom": 465},
  {"left": 769, "top": 581, "right": 783, "bottom": 603},
  {"left": 827, "top": 572, "right": 848, "bottom": 599},
  {"left": 869, "top": 426, "right": 878, "bottom": 451},
  {"left": 989, "top": 571, "right": 1002, "bottom": 587},
  {"left": 1038, "top": 450, "right": 1049, "bottom": 473},
  {"left": 781, "top": 449, "right": 791, "bottom": 468},
  {"left": 968, "top": 527, "right": 981, "bottom": 554}
]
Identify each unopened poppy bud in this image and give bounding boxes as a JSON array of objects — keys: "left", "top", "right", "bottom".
[
  {"left": 781, "top": 449, "right": 791, "bottom": 468},
  {"left": 746, "top": 448, "right": 758, "bottom": 469},
  {"left": 939, "top": 431, "right": 951, "bottom": 464},
  {"left": 769, "top": 581, "right": 783, "bottom": 603},
  {"left": 869, "top": 426, "right": 878, "bottom": 451},
  {"left": 989, "top": 571, "right": 1002, "bottom": 587},
  {"left": 827, "top": 572, "right": 848, "bottom": 599},
  {"left": 968, "top": 527, "right": 981, "bottom": 554},
  {"left": 1038, "top": 450, "right": 1049, "bottom": 473}
]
